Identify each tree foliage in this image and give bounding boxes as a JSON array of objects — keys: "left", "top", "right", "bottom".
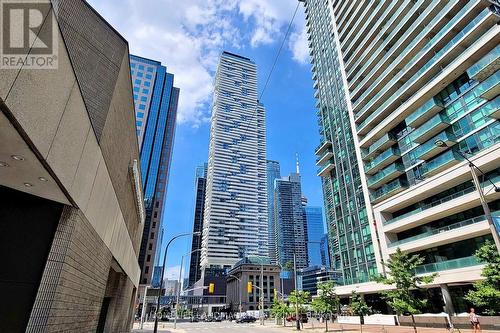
[
  {"left": 465, "top": 241, "right": 500, "bottom": 315},
  {"left": 350, "top": 291, "right": 372, "bottom": 317},
  {"left": 271, "top": 298, "right": 292, "bottom": 319},
  {"left": 375, "top": 248, "right": 436, "bottom": 315},
  {"left": 289, "top": 290, "right": 311, "bottom": 314}
]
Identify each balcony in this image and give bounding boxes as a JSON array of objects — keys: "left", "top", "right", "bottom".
[
  {"left": 415, "top": 256, "right": 480, "bottom": 275},
  {"left": 466, "top": 44, "right": 500, "bottom": 81},
  {"left": 367, "top": 163, "right": 405, "bottom": 189},
  {"left": 421, "top": 150, "right": 462, "bottom": 177},
  {"left": 388, "top": 214, "right": 490, "bottom": 248},
  {"left": 316, "top": 150, "right": 334, "bottom": 166},
  {"left": 491, "top": 95, "right": 500, "bottom": 119},
  {"left": 411, "top": 113, "right": 450, "bottom": 144},
  {"left": 317, "top": 159, "right": 335, "bottom": 177},
  {"left": 362, "top": 133, "right": 397, "bottom": 161},
  {"left": 370, "top": 178, "right": 408, "bottom": 204},
  {"left": 384, "top": 174, "right": 500, "bottom": 226},
  {"left": 479, "top": 69, "right": 500, "bottom": 100},
  {"left": 406, "top": 97, "right": 444, "bottom": 128},
  {"left": 415, "top": 131, "right": 456, "bottom": 161},
  {"left": 315, "top": 140, "right": 332, "bottom": 156},
  {"left": 364, "top": 147, "right": 401, "bottom": 175}
]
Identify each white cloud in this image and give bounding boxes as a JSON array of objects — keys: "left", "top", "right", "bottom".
[
  {"left": 87, "top": 0, "right": 307, "bottom": 127},
  {"left": 289, "top": 20, "right": 309, "bottom": 65}
]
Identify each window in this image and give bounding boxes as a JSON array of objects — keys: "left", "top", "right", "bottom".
[
  {"left": 131, "top": 63, "right": 136, "bottom": 68},
  {"left": 137, "top": 72, "right": 143, "bottom": 78},
  {"left": 146, "top": 74, "right": 152, "bottom": 79},
  {"left": 135, "top": 79, "right": 141, "bottom": 85},
  {"left": 138, "top": 65, "right": 144, "bottom": 70},
  {"left": 136, "top": 121, "right": 142, "bottom": 127},
  {"left": 147, "top": 66, "right": 154, "bottom": 72},
  {"left": 140, "top": 96, "right": 147, "bottom": 102},
  {"left": 144, "top": 81, "right": 151, "bottom": 87},
  {"left": 147, "top": 255, "right": 151, "bottom": 262},
  {"left": 144, "top": 266, "right": 149, "bottom": 274},
  {"left": 133, "top": 87, "right": 139, "bottom": 92},
  {"left": 139, "top": 104, "right": 146, "bottom": 110},
  {"left": 150, "top": 232, "right": 155, "bottom": 239},
  {"left": 137, "top": 112, "right": 144, "bottom": 119},
  {"left": 148, "top": 243, "right": 153, "bottom": 250},
  {"left": 142, "top": 89, "right": 149, "bottom": 94}
]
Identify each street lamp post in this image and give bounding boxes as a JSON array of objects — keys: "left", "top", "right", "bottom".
[
  {"left": 174, "top": 249, "right": 202, "bottom": 329},
  {"left": 435, "top": 140, "right": 500, "bottom": 254},
  {"left": 153, "top": 232, "right": 201, "bottom": 333}
]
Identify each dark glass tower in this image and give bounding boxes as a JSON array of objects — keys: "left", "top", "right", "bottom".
[
  {"left": 266, "top": 160, "right": 281, "bottom": 263},
  {"left": 130, "top": 55, "right": 179, "bottom": 285},
  {"left": 188, "top": 164, "right": 208, "bottom": 287},
  {"left": 275, "top": 173, "right": 308, "bottom": 269}
]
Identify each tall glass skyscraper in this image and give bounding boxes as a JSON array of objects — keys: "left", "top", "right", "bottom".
[
  {"left": 130, "top": 55, "right": 179, "bottom": 284},
  {"left": 267, "top": 160, "right": 281, "bottom": 263},
  {"left": 275, "top": 173, "right": 308, "bottom": 269},
  {"left": 188, "top": 163, "right": 208, "bottom": 287},
  {"left": 201, "top": 51, "right": 268, "bottom": 270},
  {"left": 303, "top": 206, "right": 325, "bottom": 267},
  {"left": 302, "top": 0, "right": 500, "bottom": 312}
]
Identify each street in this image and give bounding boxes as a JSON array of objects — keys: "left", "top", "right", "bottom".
[
  {"left": 132, "top": 320, "right": 500, "bottom": 333},
  {"left": 132, "top": 320, "right": 291, "bottom": 333}
]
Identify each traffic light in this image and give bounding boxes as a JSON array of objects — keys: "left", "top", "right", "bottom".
[
  {"left": 247, "top": 282, "right": 252, "bottom": 293},
  {"left": 208, "top": 283, "right": 215, "bottom": 294}
]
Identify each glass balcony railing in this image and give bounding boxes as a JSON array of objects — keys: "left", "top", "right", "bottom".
[
  {"left": 415, "top": 131, "right": 456, "bottom": 161},
  {"left": 355, "top": 7, "right": 492, "bottom": 134},
  {"left": 370, "top": 178, "right": 408, "bottom": 203},
  {"left": 479, "top": 69, "right": 500, "bottom": 100},
  {"left": 316, "top": 150, "right": 334, "bottom": 166},
  {"left": 365, "top": 147, "right": 401, "bottom": 175},
  {"left": 415, "top": 256, "right": 480, "bottom": 274},
  {"left": 350, "top": 0, "right": 442, "bottom": 98},
  {"left": 362, "top": 133, "right": 397, "bottom": 160},
  {"left": 315, "top": 140, "right": 332, "bottom": 155},
  {"left": 367, "top": 162, "right": 405, "bottom": 189},
  {"left": 421, "top": 150, "right": 462, "bottom": 177},
  {"left": 389, "top": 214, "right": 491, "bottom": 248},
  {"left": 466, "top": 44, "right": 500, "bottom": 81},
  {"left": 411, "top": 113, "right": 450, "bottom": 144},
  {"left": 384, "top": 175, "right": 500, "bottom": 226},
  {"left": 317, "top": 158, "right": 335, "bottom": 177},
  {"left": 406, "top": 97, "right": 444, "bottom": 128},
  {"left": 353, "top": 0, "right": 461, "bottom": 118}
]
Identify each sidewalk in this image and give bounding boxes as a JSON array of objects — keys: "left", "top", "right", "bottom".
[{"left": 270, "top": 321, "right": 498, "bottom": 333}]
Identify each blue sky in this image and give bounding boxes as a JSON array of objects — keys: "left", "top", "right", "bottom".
[{"left": 88, "top": 0, "right": 322, "bottom": 280}]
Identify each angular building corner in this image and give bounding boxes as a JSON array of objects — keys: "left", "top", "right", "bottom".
[
  {"left": 0, "top": 1, "right": 145, "bottom": 331},
  {"left": 302, "top": 0, "right": 500, "bottom": 313}
]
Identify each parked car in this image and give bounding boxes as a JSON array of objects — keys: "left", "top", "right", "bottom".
[
  {"left": 236, "top": 316, "right": 257, "bottom": 323},
  {"left": 286, "top": 314, "right": 308, "bottom": 323}
]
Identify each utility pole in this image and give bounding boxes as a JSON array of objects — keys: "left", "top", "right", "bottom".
[
  {"left": 260, "top": 264, "right": 264, "bottom": 326},
  {"left": 470, "top": 165, "right": 500, "bottom": 253}
]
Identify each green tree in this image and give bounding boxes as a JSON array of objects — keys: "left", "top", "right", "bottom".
[
  {"left": 375, "top": 248, "right": 436, "bottom": 333},
  {"left": 465, "top": 241, "right": 500, "bottom": 315},
  {"left": 284, "top": 261, "right": 295, "bottom": 271},
  {"left": 350, "top": 291, "right": 372, "bottom": 333},
  {"left": 289, "top": 290, "right": 310, "bottom": 328},
  {"left": 271, "top": 298, "right": 292, "bottom": 326},
  {"left": 311, "top": 282, "right": 339, "bottom": 332}
]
